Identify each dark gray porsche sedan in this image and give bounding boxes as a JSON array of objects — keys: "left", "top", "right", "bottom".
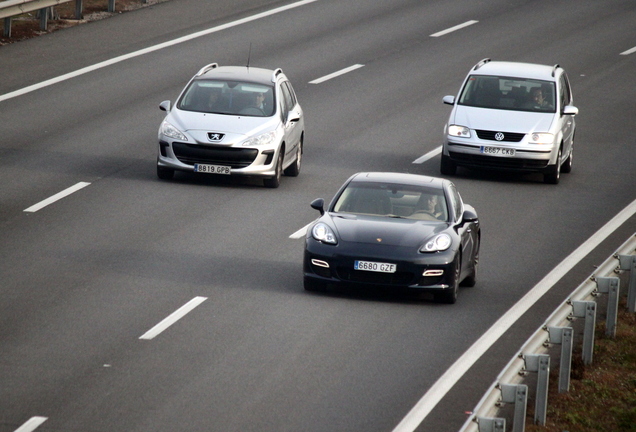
[{"left": 303, "top": 172, "right": 480, "bottom": 303}]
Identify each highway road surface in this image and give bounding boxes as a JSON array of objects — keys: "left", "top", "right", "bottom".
[{"left": 1, "top": 1, "right": 635, "bottom": 431}]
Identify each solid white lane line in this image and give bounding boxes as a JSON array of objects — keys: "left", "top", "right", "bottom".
[
  {"left": 0, "top": 0, "right": 319, "bottom": 103},
  {"left": 309, "top": 64, "right": 365, "bottom": 84},
  {"left": 139, "top": 296, "right": 208, "bottom": 340},
  {"left": 430, "top": 20, "right": 478, "bottom": 37},
  {"left": 290, "top": 223, "right": 311, "bottom": 239},
  {"left": 23, "top": 182, "right": 91, "bottom": 213},
  {"left": 393, "top": 198, "right": 636, "bottom": 432},
  {"left": 620, "top": 46, "right": 636, "bottom": 55},
  {"left": 14, "top": 417, "right": 48, "bottom": 432},
  {"left": 412, "top": 146, "right": 442, "bottom": 164}
]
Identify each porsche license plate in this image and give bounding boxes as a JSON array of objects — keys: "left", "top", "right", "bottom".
[
  {"left": 480, "top": 146, "right": 515, "bottom": 156},
  {"left": 354, "top": 260, "right": 396, "bottom": 273},
  {"left": 194, "top": 163, "right": 231, "bottom": 175}
]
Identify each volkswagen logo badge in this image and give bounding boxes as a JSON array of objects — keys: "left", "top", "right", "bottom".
[
  {"left": 494, "top": 132, "right": 505, "bottom": 141},
  {"left": 208, "top": 132, "right": 224, "bottom": 142}
]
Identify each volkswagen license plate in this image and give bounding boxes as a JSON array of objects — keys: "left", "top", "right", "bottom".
[
  {"left": 354, "top": 260, "right": 397, "bottom": 273},
  {"left": 194, "top": 163, "right": 231, "bottom": 175},
  {"left": 480, "top": 146, "right": 515, "bottom": 156}
]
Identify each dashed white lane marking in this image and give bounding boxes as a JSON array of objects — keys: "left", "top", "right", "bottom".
[
  {"left": 14, "top": 416, "right": 47, "bottom": 432},
  {"left": 430, "top": 20, "right": 479, "bottom": 37},
  {"left": 620, "top": 46, "right": 636, "bottom": 55},
  {"left": 309, "top": 64, "right": 365, "bottom": 84},
  {"left": 23, "top": 182, "right": 91, "bottom": 213},
  {"left": 290, "top": 223, "right": 312, "bottom": 239},
  {"left": 412, "top": 146, "right": 442, "bottom": 164},
  {"left": 139, "top": 296, "right": 208, "bottom": 340}
]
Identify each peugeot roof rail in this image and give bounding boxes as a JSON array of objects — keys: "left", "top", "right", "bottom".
[
  {"left": 473, "top": 58, "right": 491, "bottom": 70},
  {"left": 271, "top": 68, "right": 284, "bottom": 82},
  {"left": 551, "top": 64, "right": 560, "bottom": 77},
  {"left": 196, "top": 63, "right": 219, "bottom": 77}
]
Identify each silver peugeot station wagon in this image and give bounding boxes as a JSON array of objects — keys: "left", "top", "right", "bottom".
[
  {"left": 157, "top": 63, "right": 304, "bottom": 188},
  {"left": 441, "top": 59, "right": 578, "bottom": 184}
]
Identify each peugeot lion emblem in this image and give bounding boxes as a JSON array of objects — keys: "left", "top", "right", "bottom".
[
  {"left": 208, "top": 132, "right": 224, "bottom": 142},
  {"left": 494, "top": 132, "right": 505, "bottom": 141}
]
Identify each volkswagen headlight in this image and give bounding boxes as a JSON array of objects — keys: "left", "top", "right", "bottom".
[
  {"left": 529, "top": 133, "right": 554, "bottom": 145},
  {"left": 448, "top": 125, "right": 471, "bottom": 138}
]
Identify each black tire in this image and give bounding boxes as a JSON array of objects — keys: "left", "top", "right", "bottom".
[
  {"left": 440, "top": 153, "right": 457, "bottom": 176},
  {"left": 543, "top": 147, "right": 561, "bottom": 184},
  {"left": 157, "top": 165, "right": 174, "bottom": 180},
  {"left": 461, "top": 235, "right": 479, "bottom": 288},
  {"left": 561, "top": 146, "right": 573, "bottom": 174},
  {"left": 283, "top": 140, "right": 302, "bottom": 177},
  {"left": 436, "top": 259, "right": 459, "bottom": 304},
  {"left": 263, "top": 151, "right": 283, "bottom": 188}
]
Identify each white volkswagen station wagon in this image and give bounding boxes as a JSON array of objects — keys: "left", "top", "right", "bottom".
[{"left": 441, "top": 59, "right": 578, "bottom": 184}]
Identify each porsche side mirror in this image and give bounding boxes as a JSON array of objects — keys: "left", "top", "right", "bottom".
[
  {"left": 461, "top": 207, "right": 478, "bottom": 223},
  {"left": 311, "top": 198, "right": 325, "bottom": 215}
]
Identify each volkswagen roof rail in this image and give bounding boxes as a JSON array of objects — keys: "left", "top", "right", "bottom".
[
  {"left": 271, "top": 68, "right": 283, "bottom": 83},
  {"left": 196, "top": 63, "right": 219, "bottom": 77},
  {"left": 551, "top": 64, "right": 560, "bottom": 77},
  {"left": 473, "top": 58, "right": 491, "bottom": 70}
]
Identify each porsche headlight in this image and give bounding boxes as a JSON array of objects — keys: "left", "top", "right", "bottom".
[
  {"left": 160, "top": 120, "right": 187, "bottom": 141},
  {"left": 448, "top": 125, "right": 471, "bottom": 138},
  {"left": 312, "top": 223, "right": 337, "bottom": 245},
  {"left": 529, "top": 133, "right": 554, "bottom": 145},
  {"left": 241, "top": 131, "right": 277, "bottom": 146},
  {"left": 421, "top": 233, "right": 452, "bottom": 252}
]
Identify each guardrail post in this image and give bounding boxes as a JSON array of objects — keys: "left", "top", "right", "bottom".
[
  {"left": 75, "top": 0, "right": 83, "bottom": 19},
  {"left": 108, "top": 0, "right": 116, "bottom": 13},
  {"left": 547, "top": 326, "right": 573, "bottom": 392},
  {"left": 39, "top": 7, "right": 49, "bottom": 31},
  {"left": 617, "top": 254, "right": 636, "bottom": 313},
  {"left": 499, "top": 384, "right": 527, "bottom": 432},
  {"left": 596, "top": 276, "right": 620, "bottom": 337},
  {"left": 572, "top": 301, "right": 597, "bottom": 365},
  {"left": 476, "top": 417, "right": 505, "bottom": 432},
  {"left": 523, "top": 354, "right": 550, "bottom": 425},
  {"left": 3, "top": 17, "right": 10, "bottom": 38}
]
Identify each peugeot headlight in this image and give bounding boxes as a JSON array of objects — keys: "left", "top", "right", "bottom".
[
  {"left": 241, "top": 131, "right": 277, "bottom": 146},
  {"left": 448, "top": 125, "right": 471, "bottom": 138},
  {"left": 420, "top": 233, "right": 452, "bottom": 252},
  {"left": 529, "top": 133, "right": 554, "bottom": 145},
  {"left": 160, "top": 120, "right": 187, "bottom": 141},
  {"left": 312, "top": 223, "right": 337, "bottom": 245}
]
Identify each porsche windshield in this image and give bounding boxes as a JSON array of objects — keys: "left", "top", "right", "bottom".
[{"left": 333, "top": 183, "right": 448, "bottom": 221}]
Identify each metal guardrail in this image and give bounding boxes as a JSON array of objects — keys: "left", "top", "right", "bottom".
[
  {"left": 459, "top": 232, "right": 636, "bottom": 432},
  {"left": 1, "top": 0, "right": 144, "bottom": 37}
]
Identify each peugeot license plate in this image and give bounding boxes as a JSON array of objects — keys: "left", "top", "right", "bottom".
[{"left": 194, "top": 163, "right": 231, "bottom": 175}]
